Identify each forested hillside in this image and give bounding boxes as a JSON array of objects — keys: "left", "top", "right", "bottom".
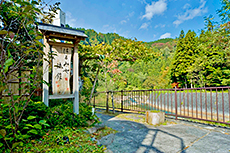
[
  {"left": 171, "top": 27, "right": 230, "bottom": 88},
  {"left": 73, "top": 27, "right": 177, "bottom": 91},
  {"left": 66, "top": 24, "right": 126, "bottom": 44},
  {"left": 72, "top": 0, "right": 230, "bottom": 93},
  {"left": 145, "top": 38, "right": 176, "bottom": 49}
]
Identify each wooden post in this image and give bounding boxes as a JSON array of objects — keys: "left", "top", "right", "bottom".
[
  {"left": 42, "top": 36, "right": 49, "bottom": 106},
  {"left": 73, "top": 41, "right": 79, "bottom": 114}
]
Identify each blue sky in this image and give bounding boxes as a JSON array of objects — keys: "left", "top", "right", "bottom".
[{"left": 49, "top": 0, "right": 223, "bottom": 42}]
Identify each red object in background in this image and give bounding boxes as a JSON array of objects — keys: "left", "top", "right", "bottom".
[
  {"left": 171, "top": 82, "right": 179, "bottom": 88},
  {"left": 34, "top": 88, "right": 42, "bottom": 97}
]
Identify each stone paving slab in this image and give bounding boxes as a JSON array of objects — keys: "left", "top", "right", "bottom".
[
  {"left": 184, "top": 132, "right": 230, "bottom": 153},
  {"left": 96, "top": 112, "right": 230, "bottom": 153}
]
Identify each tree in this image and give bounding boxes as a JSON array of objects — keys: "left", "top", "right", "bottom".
[
  {"left": 218, "top": 0, "right": 230, "bottom": 23},
  {"left": 0, "top": 0, "right": 59, "bottom": 151},
  {"left": 195, "top": 29, "right": 229, "bottom": 87},
  {"left": 78, "top": 37, "right": 156, "bottom": 103},
  {"left": 170, "top": 30, "right": 199, "bottom": 88},
  {"left": 170, "top": 30, "right": 184, "bottom": 87}
]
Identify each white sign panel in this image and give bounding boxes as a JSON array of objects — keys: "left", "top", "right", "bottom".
[{"left": 52, "top": 46, "right": 71, "bottom": 95}]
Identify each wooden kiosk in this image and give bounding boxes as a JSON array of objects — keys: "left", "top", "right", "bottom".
[{"left": 38, "top": 23, "right": 87, "bottom": 114}]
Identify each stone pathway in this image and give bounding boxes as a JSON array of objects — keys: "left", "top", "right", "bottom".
[{"left": 96, "top": 112, "right": 230, "bottom": 153}]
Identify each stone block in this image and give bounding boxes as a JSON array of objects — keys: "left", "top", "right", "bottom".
[{"left": 146, "top": 111, "right": 165, "bottom": 125}]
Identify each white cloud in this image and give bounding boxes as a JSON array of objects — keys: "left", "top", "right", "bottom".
[
  {"left": 103, "top": 24, "right": 110, "bottom": 28},
  {"left": 120, "top": 30, "right": 130, "bottom": 38},
  {"left": 120, "top": 20, "right": 127, "bottom": 24},
  {"left": 154, "top": 24, "right": 165, "bottom": 28},
  {"left": 183, "top": 3, "right": 191, "bottom": 9},
  {"left": 139, "top": 22, "right": 149, "bottom": 29},
  {"left": 128, "top": 11, "right": 135, "bottom": 17},
  {"left": 138, "top": 0, "right": 147, "bottom": 4},
  {"left": 173, "top": 20, "right": 182, "bottom": 26},
  {"left": 173, "top": 0, "right": 208, "bottom": 27},
  {"left": 66, "top": 11, "right": 77, "bottom": 27},
  {"left": 142, "top": 0, "right": 167, "bottom": 20},
  {"left": 160, "top": 32, "right": 171, "bottom": 39},
  {"left": 102, "top": 24, "right": 117, "bottom": 33},
  {"left": 119, "top": 11, "right": 134, "bottom": 25}
]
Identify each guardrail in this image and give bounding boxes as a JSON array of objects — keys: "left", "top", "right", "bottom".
[{"left": 92, "top": 87, "right": 230, "bottom": 125}]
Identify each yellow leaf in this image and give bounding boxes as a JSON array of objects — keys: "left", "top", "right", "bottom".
[
  {"left": 0, "top": 30, "right": 7, "bottom": 35},
  {"left": 0, "top": 129, "right": 6, "bottom": 137}
]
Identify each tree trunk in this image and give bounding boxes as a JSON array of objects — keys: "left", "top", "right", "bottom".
[{"left": 87, "top": 67, "right": 100, "bottom": 105}]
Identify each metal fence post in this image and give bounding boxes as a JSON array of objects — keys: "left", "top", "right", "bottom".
[
  {"left": 93, "top": 94, "right": 96, "bottom": 108},
  {"left": 121, "top": 90, "right": 123, "bottom": 112},
  {"left": 111, "top": 91, "right": 115, "bottom": 114},
  {"left": 175, "top": 87, "right": 178, "bottom": 120},
  {"left": 106, "top": 91, "right": 109, "bottom": 113}
]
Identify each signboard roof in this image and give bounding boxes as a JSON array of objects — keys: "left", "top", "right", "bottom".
[{"left": 38, "top": 22, "right": 88, "bottom": 39}]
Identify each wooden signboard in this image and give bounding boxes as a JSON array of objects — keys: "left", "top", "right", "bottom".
[
  {"left": 39, "top": 22, "right": 87, "bottom": 115},
  {"left": 52, "top": 46, "right": 72, "bottom": 95}
]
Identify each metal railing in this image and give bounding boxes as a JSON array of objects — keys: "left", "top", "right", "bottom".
[{"left": 92, "top": 86, "right": 230, "bottom": 125}]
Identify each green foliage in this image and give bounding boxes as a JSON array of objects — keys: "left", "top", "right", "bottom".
[
  {"left": 75, "top": 0, "right": 230, "bottom": 93},
  {"left": 0, "top": 0, "right": 60, "bottom": 152},
  {"left": 170, "top": 30, "right": 198, "bottom": 88},
  {"left": 218, "top": 0, "right": 230, "bottom": 22},
  {"left": 78, "top": 34, "right": 157, "bottom": 96},
  {"left": 66, "top": 24, "right": 126, "bottom": 45},
  {"left": 79, "top": 38, "right": 155, "bottom": 63},
  {"left": 146, "top": 38, "right": 176, "bottom": 49},
  {"left": 23, "top": 101, "right": 48, "bottom": 121},
  {"left": 14, "top": 126, "right": 116, "bottom": 152},
  {"left": 0, "top": 102, "right": 50, "bottom": 151},
  {"left": 47, "top": 102, "right": 98, "bottom": 128},
  {"left": 81, "top": 28, "right": 127, "bottom": 45},
  {"left": 170, "top": 15, "right": 230, "bottom": 88},
  {"left": 81, "top": 76, "right": 93, "bottom": 101},
  {"left": 150, "top": 38, "right": 174, "bottom": 43},
  {"left": 96, "top": 45, "right": 175, "bottom": 91},
  {"left": 0, "top": 99, "right": 99, "bottom": 152}
]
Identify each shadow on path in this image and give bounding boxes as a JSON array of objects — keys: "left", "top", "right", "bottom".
[{"left": 96, "top": 113, "right": 193, "bottom": 153}]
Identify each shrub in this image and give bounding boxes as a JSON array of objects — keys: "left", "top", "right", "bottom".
[
  {"left": 0, "top": 102, "right": 49, "bottom": 152},
  {"left": 0, "top": 99, "right": 98, "bottom": 152},
  {"left": 46, "top": 101, "right": 98, "bottom": 129},
  {"left": 23, "top": 101, "right": 49, "bottom": 122}
]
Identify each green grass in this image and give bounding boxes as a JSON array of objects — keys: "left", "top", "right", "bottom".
[
  {"left": 186, "top": 118, "right": 230, "bottom": 128},
  {"left": 15, "top": 126, "right": 117, "bottom": 153}
]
